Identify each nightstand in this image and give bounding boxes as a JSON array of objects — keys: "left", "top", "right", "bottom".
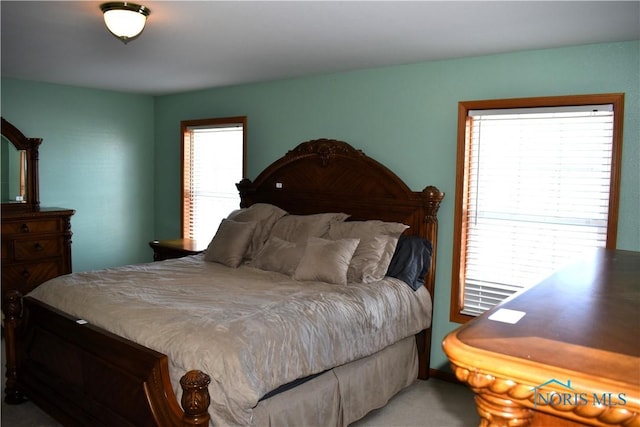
[{"left": 149, "top": 238, "right": 207, "bottom": 261}]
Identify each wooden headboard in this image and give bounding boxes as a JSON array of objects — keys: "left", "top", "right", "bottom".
[{"left": 237, "top": 138, "right": 444, "bottom": 305}]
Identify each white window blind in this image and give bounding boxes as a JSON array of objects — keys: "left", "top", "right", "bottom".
[
  {"left": 184, "top": 125, "right": 243, "bottom": 242},
  {"left": 462, "top": 104, "right": 614, "bottom": 316}
]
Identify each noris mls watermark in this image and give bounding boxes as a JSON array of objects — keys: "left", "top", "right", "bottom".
[{"left": 531, "top": 379, "right": 627, "bottom": 408}]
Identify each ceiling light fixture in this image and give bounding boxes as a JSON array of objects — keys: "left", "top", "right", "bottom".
[{"left": 100, "top": 2, "right": 151, "bottom": 44}]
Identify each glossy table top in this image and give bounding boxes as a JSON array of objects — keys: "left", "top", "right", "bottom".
[{"left": 455, "top": 249, "right": 640, "bottom": 385}]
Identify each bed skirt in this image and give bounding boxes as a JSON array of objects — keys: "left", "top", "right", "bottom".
[{"left": 251, "top": 335, "right": 418, "bottom": 426}]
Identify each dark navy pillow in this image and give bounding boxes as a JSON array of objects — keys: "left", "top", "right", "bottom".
[{"left": 386, "top": 235, "right": 432, "bottom": 291}]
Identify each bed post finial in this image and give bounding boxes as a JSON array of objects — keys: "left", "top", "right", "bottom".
[
  {"left": 236, "top": 178, "right": 254, "bottom": 208},
  {"left": 423, "top": 185, "right": 444, "bottom": 223},
  {"left": 180, "top": 370, "right": 211, "bottom": 426},
  {"left": 3, "top": 290, "right": 26, "bottom": 404}
]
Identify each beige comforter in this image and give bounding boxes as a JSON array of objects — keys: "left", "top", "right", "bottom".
[{"left": 29, "top": 255, "right": 432, "bottom": 426}]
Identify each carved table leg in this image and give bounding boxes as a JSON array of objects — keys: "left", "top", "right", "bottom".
[
  {"left": 180, "top": 370, "right": 211, "bottom": 426},
  {"left": 475, "top": 391, "right": 534, "bottom": 427},
  {"left": 3, "top": 290, "right": 26, "bottom": 404}
]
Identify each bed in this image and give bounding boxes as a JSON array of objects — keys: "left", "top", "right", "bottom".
[{"left": 3, "top": 138, "right": 444, "bottom": 426}]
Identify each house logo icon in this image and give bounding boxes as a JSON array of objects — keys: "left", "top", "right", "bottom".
[{"left": 530, "top": 379, "right": 577, "bottom": 409}]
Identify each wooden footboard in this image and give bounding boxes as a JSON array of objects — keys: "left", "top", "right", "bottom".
[{"left": 3, "top": 290, "right": 212, "bottom": 427}]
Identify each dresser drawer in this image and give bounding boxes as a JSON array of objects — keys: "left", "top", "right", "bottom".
[
  {"left": 13, "top": 238, "right": 62, "bottom": 261},
  {"left": 1, "top": 219, "right": 61, "bottom": 235},
  {"left": 1, "top": 240, "right": 9, "bottom": 260},
  {"left": 1, "top": 261, "right": 65, "bottom": 295}
]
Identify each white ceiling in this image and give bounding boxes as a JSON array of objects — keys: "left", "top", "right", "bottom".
[{"left": 2, "top": 1, "right": 639, "bottom": 96}]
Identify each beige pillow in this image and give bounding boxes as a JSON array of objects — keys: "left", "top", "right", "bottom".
[
  {"left": 327, "top": 220, "right": 409, "bottom": 283},
  {"left": 227, "top": 203, "right": 287, "bottom": 260},
  {"left": 250, "top": 236, "right": 305, "bottom": 276},
  {"left": 345, "top": 235, "right": 393, "bottom": 283},
  {"left": 293, "top": 237, "right": 360, "bottom": 285},
  {"left": 269, "top": 213, "right": 349, "bottom": 244},
  {"left": 204, "top": 219, "right": 257, "bottom": 267}
]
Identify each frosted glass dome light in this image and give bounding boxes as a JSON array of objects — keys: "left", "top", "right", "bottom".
[{"left": 100, "top": 2, "right": 150, "bottom": 44}]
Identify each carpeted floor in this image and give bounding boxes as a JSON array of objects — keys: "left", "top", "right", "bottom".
[
  {"left": 351, "top": 377, "right": 479, "bottom": 427},
  {"left": 1, "top": 339, "right": 479, "bottom": 426}
]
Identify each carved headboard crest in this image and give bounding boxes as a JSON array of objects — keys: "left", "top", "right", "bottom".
[{"left": 287, "top": 139, "right": 365, "bottom": 167}]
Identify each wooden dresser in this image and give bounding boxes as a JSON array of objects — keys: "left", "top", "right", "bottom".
[{"left": 1, "top": 208, "right": 74, "bottom": 300}]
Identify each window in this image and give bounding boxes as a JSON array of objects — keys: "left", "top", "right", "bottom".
[
  {"left": 450, "top": 94, "right": 624, "bottom": 323},
  {"left": 181, "top": 117, "right": 246, "bottom": 242}
]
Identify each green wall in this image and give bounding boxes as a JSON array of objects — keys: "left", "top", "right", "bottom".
[
  {"left": 154, "top": 40, "right": 640, "bottom": 371},
  {"left": 1, "top": 40, "right": 638, "bottom": 371},
  {"left": 0, "top": 80, "right": 155, "bottom": 272}
]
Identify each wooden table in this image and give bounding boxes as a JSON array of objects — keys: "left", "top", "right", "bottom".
[{"left": 442, "top": 248, "right": 640, "bottom": 427}]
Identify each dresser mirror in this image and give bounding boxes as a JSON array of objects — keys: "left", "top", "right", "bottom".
[{"left": 1, "top": 117, "right": 41, "bottom": 212}]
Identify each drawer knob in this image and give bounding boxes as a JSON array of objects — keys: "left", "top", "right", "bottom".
[
  {"left": 34, "top": 242, "right": 44, "bottom": 252},
  {"left": 21, "top": 269, "right": 31, "bottom": 279},
  {"left": 20, "top": 223, "right": 30, "bottom": 233}
]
